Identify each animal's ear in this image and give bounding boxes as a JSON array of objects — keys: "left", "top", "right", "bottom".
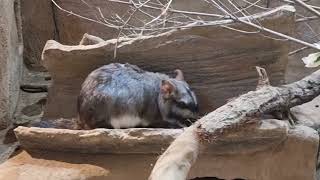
[
  {"left": 160, "top": 80, "right": 176, "bottom": 98},
  {"left": 174, "top": 69, "right": 184, "bottom": 81}
]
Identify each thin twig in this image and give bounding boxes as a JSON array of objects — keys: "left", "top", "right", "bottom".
[
  {"left": 51, "top": 0, "right": 120, "bottom": 29},
  {"left": 296, "top": 16, "right": 318, "bottom": 22},
  {"left": 236, "top": 18, "right": 320, "bottom": 50},
  {"left": 292, "top": 0, "right": 320, "bottom": 18},
  {"left": 282, "top": 0, "right": 320, "bottom": 10},
  {"left": 107, "top": 0, "right": 224, "bottom": 18},
  {"left": 114, "top": 7, "right": 138, "bottom": 58},
  {"left": 289, "top": 46, "right": 310, "bottom": 55}
]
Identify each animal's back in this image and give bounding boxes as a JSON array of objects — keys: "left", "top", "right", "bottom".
[{"left": 77, "top": 63, "right": 167, "bottom": 129}]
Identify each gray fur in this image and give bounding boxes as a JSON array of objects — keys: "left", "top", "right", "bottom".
[{"left": 77, "top": 63, "right": 198, "bottom": 129}]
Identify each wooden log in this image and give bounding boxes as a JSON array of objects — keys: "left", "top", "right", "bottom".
[{"left": 149, "top": 69, "right": 320, "bottom": 180}]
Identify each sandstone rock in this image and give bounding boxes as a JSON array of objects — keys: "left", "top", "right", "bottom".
[
  {"left": 0, "top": 127, "right": 19, "bottom": 164},
  {"left": 79, "top": 33, "right": 105, "bottom": 45},
  {"left": 0, "top": 151, "right": 111, "bottom": 180},
  {"left": 0, "top": 0, "right": 24, "bottom": 129},
  {"left": 268, "top": 0, "right": 320, "bottom": 83},
  {"left": 20, "top": 0, "right": 56, "bottom": 71},
  {"left": 14, "top": 119, "right": 287, "bottom": 154},
  {"left": 13, "top": 70, "right": 50, "bottom": 125},
  {"left": 189, "top": 125, "right": 319, "bottom": 180},
  {"left": 0, "top": 121, "right": 317, "bottom": 180},
  {"left": 41, "top": 6, "right": 294, "bottom": 119}
]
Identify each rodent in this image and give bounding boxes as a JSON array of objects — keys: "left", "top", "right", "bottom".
[{"left": 77, "top": 63, "right": 198, "bottom": 129}]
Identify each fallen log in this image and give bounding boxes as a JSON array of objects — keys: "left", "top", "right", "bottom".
[{"left": 149, "top": 68, "right": 320, "bottom": 180}]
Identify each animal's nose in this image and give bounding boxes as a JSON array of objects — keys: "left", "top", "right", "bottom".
[{"left": 189, "top": 114, "right": 200, "bottom": 121}]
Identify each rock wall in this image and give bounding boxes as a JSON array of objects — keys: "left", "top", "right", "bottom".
[
  {"left": 20, "top": 0, "right": 56, "bottom": 71},
  {"left": 0, "top": 0, "right": 24, "bottom": 129},
  {"left": 269, "top": 0, "right": 320, "bottom": 82}
]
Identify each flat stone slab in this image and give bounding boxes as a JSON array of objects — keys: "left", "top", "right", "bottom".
[{"left": 15, "top": 119, "right": 288, "bottom": 155}]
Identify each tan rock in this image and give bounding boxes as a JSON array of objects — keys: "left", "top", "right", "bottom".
[
  {"left": 14, "top": 119, "right": 287, "bottom": 154},
  {"left": 41, "top": 6, "right": 294, "bottom": 119},
  {"left": 291, "top": 95, "right": 320, "bottom": 130},
  {"left": 268, "top": 0, "right": 320, "bottom": 83},
  {"left": 79, "top": 33, "right": 105, "bottom": 45},
  {"left": 189, "top": 125, "right": 319, "bottom": 180},
  {"left": 290, "top": 95, "right": 320, "bottom": 179},
  {"left": 20, "top": 0, "right": 55, "bottom": 71}
]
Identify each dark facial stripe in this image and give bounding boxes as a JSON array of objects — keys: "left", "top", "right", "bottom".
[
  {"left": 184, "top": 85, "right": 198, "bottom": 107},
  {"left": 177, "top": 85, "right": 198, "bottom": 112},
  {"left": 175, "top": 101, "right": 198, "bottom": 113}
]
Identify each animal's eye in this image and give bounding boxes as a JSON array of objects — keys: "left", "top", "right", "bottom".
[{"left": 177, "top": 101, "right": 188, "bottom": 109}]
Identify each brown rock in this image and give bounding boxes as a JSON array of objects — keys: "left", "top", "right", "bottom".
[
  {"left": 79, "top": 33, "right": 105, "bottom": 45},
  {"left": 14, "top": 119, "right": 287, "bottom": 154},
  {"left": 189, "top": 125, "right": 319, "bottom": 180},
  {"left": 20, "top": 0, "right": 56, "bottom": 71},
  {"left": 291, "top": 95, "right": 320, "bottom": 130},
  {"left": 268, "top": 0, "right": 320, "bottom": 83},
  {"left": 41, "top": 6, "right": 294, "bottom": 119}
]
